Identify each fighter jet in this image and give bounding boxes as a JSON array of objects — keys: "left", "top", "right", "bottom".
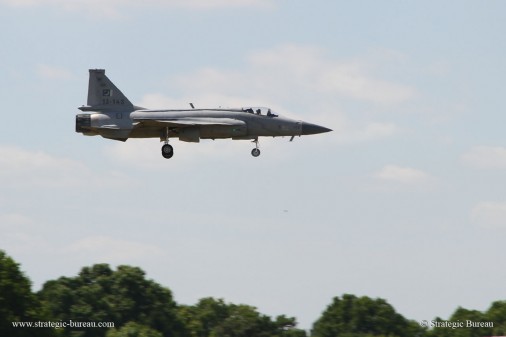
[{"left": 76, "top": 69, "right": 332, "bottom": 159}]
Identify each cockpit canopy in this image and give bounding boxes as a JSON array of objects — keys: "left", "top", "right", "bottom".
[{"left": 241, "top": 107, "right": 278, "bottom": 117}]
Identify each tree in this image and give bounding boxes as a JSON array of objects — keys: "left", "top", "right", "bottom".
[
  {"left": 178, "top": 297, "right": 307, "bottom": 337},
  {"left": 449, "top": 307, "right": 492, "bottom": 337},
  {"left": 178, "top": 298, "right": 230, "bottom": 337},
  {"left": 38, "top": 264, "right": 187, "bottom": 337},
  {"left": 0, "top": 250, "right": 55, "bottom": 337},
  {"left": 426, "top": 307, "right": 493, "bottom": 337},
  {"left": 311, "top": 294, "right": 425, "bottom": 337},
  {"left": 106, "top": 321, "right": 162, "bottom": 337},
  {"left": 486, "top": 300, "right": 506, "bottom": 336}
]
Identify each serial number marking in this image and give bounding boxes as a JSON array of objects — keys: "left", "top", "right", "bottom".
[{"left": 102, "top": 98, "right": 125, "bottom": 105}]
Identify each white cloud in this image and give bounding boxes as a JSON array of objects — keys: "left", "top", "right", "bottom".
[
  {"left": 0, "top": 145, "right": 131, "bottom": 188},
  {"left": 66, "top": 235, "right": 166, "bottom": 262},
  {"left": 176, "top": 45, "right": 416, "bottom": 106},
  {"left": 374, "top": 165, "right": 431, "bottom": 185},
  {"left": 461, "top": 146, "right": 506, "bottom": 169},
  {"left": 0, "top": 223, "right": 166, "bottom": 264},
  {"left": 317, "top": 62, "right": 414, "bottom": 105},
  {"left": 0, "top": 213, "right": 54, "bottom": 256},
  {"left": 152, "top": 44, "right": 414, "bottom": 145},
  {"left": 172, "top": 0, "right": 273, "bottom": 9},
  {"left": 471, "top": 202, "right": 506, "bottom": 229},
  {"left": 334, "top": 122, "right": 399, "bottom": 144},
  {"left": 0, "top": 0, "right": 273, "bottom": 17},
  {"left": 103, "top": 139, "right": 166, "bottom": 170},
  {"left": 37, "top": 64, "right": 72, "bottom": 80},
  {"left": 0, "top": 213, "right": 33, "bottom": 226}
]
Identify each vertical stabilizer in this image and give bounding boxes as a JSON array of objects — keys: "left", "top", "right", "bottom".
[{"left": 86, "top": 69, "right": 134, "bottom": 111}]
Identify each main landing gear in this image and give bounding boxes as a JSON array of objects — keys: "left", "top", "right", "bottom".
[
  {"left": 160, "top": 132, "right": 261, "bottom": 159},
  {"left": 161, "top": 127, "right": 174, "bottom": 159},
  {"left": 161, "top": 143, "right": 173, "bottom": 159},
  {"left": 251, "top": 138, "right": 261, "bottom": 157}
]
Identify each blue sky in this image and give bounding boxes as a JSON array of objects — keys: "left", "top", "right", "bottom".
[{"left": 1, "top": 0, "right": 506, "bottom": 330}]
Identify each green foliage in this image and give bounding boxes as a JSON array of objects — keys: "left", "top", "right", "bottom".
[
  {"left": 486, "top": 300, "right": 506, "bottom": 335},
  {"left": 178, "top": 297, "right": 307, "bottom": 337},
  {"left": 0, "top": 250, "right": 55, "bottom": 337},
  {"left": 178, "top": 298, "right": 229, "bottom": 337},
  {"left": 38, "top": 264, "right": 186, "bottom": 337},
  {"left": 311, "top": 294, "right": 426, "bottom": 337},
  {"left": 450, "top": 307, "right": 491, "bottom": 337},
  {"left": 0, "top": 250, "right": 34, "bottom": 334},
  {"left": 5, "top": 249, "right": 506, "bottom": 337},
  {"left": 425, "top": 307, "right": 495, "bottom": 337},
  {"left": 106, "top": 321, "right": 162, "bottom": 337}
]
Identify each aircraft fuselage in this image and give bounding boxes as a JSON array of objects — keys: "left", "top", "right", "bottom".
[
  {"left": 78, "top": 108, "right": 306, "bottom": 141},
  {"left": 76, "top": 69, "right": 332, "bottom": 158}
]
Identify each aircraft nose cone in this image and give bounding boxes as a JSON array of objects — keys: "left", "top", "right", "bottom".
[{"left": 301, "top": 122, "right": 332, "bottom": 135}]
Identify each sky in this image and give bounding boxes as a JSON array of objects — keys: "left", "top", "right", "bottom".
[{"left": 1, "top": 0, "right": 506, "bottom": 331}]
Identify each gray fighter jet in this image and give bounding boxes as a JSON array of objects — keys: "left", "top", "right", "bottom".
[{"left": 76, "top": 69, "right": 332, "bottom": 158}]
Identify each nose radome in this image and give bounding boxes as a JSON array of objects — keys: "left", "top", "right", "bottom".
[{"left": 301, "top": 122, "right": 332, "bottom": 135}]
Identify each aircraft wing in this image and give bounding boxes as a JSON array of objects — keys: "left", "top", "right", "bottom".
[{"left": 134, "top": 117, "right": 245, "bottom": 128}]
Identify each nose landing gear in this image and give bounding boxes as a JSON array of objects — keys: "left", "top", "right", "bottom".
[{"left": 251, "top": 138, "right": 260, "bottom": 157}]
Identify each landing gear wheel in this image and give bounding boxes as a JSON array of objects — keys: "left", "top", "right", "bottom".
[
  {"left": 251, "top": 137, "right": 261, "bottom": 157},
  {"left": 161, "top": 144, "right": 174, "bottom": 159}
]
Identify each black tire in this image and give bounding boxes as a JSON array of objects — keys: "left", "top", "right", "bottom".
[
  {"left": 161, "top": 144, "right": 174, "bottom": 159},
  {"left": 251, "top": 148, "right": 260, "bottom": 157}
]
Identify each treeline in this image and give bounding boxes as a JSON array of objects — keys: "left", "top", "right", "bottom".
[{"left": 1, "top": 250, "right": 505, "bottom": 337}]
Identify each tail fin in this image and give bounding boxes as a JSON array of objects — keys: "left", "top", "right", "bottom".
[{"left": 85, "top": 69, "right": 135, "bottom": 111}]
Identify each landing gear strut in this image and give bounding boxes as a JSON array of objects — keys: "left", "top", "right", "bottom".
[
  {"left": 251, "top": 138, "right": 261, "bottom": 157},
  {"left": 161, "top": 127, "right": 174, "bottom": 159}
]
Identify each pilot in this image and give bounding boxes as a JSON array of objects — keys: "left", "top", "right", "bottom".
[
  {"left": 267, "top": 109, "right": 277, "bottom": 117},
  {"left": 256, "top": 109, "right": 261, "bottom": 115}
]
